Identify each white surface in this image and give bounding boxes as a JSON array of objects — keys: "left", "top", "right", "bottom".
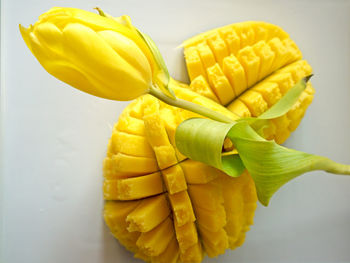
[{"left": 1, "top": 0, "right": 350, "bottom": 262}]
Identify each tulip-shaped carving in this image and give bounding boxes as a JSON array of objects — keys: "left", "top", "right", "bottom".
[{"left": 20, "top": 7, "right": 154, "bottom": 101}]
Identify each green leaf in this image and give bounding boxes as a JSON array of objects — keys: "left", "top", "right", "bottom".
[
  {"left": 239, "top": 76, "right": 311, "bottom": 132},
  {"left": 175, "top": 118, "right": 245, "bottom": 177},
  {"left": 256, "top": 76, "right": 311, "bottom": 120},
  {"left": 176, "top": 118, "right": 350, "bottom": 206},
  {"left": 135, "top": 29, "right": 175, "bottom": 99},
  {"left": 226, "top": 121, "right": 350, "bottom": 206}
]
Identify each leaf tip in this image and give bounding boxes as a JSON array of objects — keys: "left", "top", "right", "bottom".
[
  {"left": 303, "top": 74, "right": 313, "bottom": 83},
  {"left": 257, "top": 191, "right": 271, "bottom": 207}
]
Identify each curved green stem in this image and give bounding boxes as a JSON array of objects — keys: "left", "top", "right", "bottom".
[
  {"left": 149, "top": 85, "right": 233, "bottom": 124},
  {"left": 318, "top": 158, "right": 350, "bottom": 175}
]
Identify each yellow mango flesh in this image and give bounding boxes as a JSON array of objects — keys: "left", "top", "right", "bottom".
[
  {"left": 174, "top": 222, "right": 198, "bottom": 252},
  {"left": 126, "top": 194, "right": 170, "bottom": 232},
  {"left": 136, "top": 217, "right": 175, "bottom": 256},
  {"left": 184, "top": 21, "right": 302, "bottom": 106},
  {"left": 103, "top": 171, "right": 164, "bottom": 200},
  {"left": 103, "top": 21, "right": 315, "bottom": 263}
]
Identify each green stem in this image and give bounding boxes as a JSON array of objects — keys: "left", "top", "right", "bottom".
[
  {"left": 149, "top": 85, "right": 233, "bottom": 124},
  {"left": 318, "top": 158, "right": 350, "bottom": 175}
]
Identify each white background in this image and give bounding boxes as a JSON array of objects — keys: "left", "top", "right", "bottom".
[{"left": 1, "top": 0, "right": 350, "bottom": 262}]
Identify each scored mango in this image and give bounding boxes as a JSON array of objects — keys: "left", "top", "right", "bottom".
[
  {"left": 103, "top": 21, "right": 314, "bottom": 262},
  {"left": 184, "top": 21, "right": 302, "bottom": 105}
]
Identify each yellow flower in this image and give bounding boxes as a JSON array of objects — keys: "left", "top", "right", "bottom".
[{"left": 19, "top": 7, "right": 155, "bottom": 101}]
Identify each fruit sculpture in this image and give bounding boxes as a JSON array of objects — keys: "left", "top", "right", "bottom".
[
  {"left": 20, "top": 7, "right": 349, "bottom": 263},
  {"left": 103, "top": 22, "right": 314, "bottom": 262}
]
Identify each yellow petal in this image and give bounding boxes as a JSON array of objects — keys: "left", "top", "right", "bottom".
[
  {"left": 38, "top": 7, "right": 155, "bottom": 71},
  {"left": 19, "top": 24, "right": 33, "bottom": 53},
  {"left": 114, "top": 15, "right": 133, "bottom": 28},
  {"left": 97, "top": 30, "right": 152, "bottom": 84},
  {"left": 34, "top": 22, "right": 62, "bottom": 47},
  {"left": 33, "top": 22, "right": 63, "bottom": 57},
  {"left": 28, "top": 29, "right": 52, "bottom": 60},
  {"left": 43, "top": 61, "right": 104, "bottom": 98},
  {"left": 62, "top": 23, "right": 149, "bottom": 100},
  {"left": 27, "top": 31, "right": 106, "bottom": 97}
]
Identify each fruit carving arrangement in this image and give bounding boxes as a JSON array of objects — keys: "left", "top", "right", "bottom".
[{"left": 20, "top": 7, "right": 349, "bottom": 263}]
